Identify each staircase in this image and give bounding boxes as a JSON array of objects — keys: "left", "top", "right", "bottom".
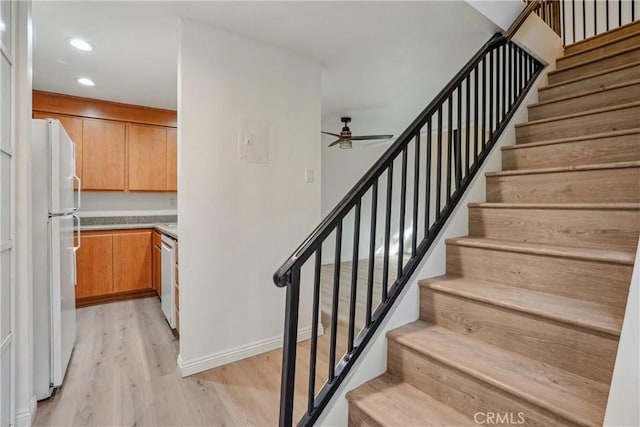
[{"left": 346, "top": 21, "right": 640, "bottom": 427}]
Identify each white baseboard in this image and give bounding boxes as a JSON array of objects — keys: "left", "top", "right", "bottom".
[
  {"left": 15, "top": 395, "right": 37, "bottom": 427},
  {"left": 178, "top": 323, "right": 324, "bottom": 377}
]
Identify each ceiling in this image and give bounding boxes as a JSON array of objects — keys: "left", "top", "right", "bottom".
[{"left": 33, "top": 1, "right": 498, "bottom": 112}]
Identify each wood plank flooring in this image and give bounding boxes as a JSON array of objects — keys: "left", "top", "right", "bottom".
[{"left": 33, "top": 298, "right": 345, "bottom": 427}]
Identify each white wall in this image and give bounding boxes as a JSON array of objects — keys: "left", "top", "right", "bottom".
[
  {"left": 14, "top": 1, "right": 36, "bottom": 425},
  {"left": 317, "top": 12, "right": 562, "bottom": 426},
  {"left": 177, "top": 19, "right": 321, "bottom": 375},
  {"left": 604, "top": 240, "right": 640, "bottom": 427},
  {"left": 466, "top": 0, "right": 524, "bottom": 31},
  {"left": 78, "top": 192, "right": 177, "bottom": 217}
]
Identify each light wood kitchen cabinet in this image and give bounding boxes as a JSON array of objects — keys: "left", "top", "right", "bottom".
[
  {"left": 82, "top": 119, "right": 126, "bottom": 190},
  {"left": 128, "top": 124, "right": 168, "bottom": 191},
  {"left": 33, "top": 112, "right": 83, "bottom": 189},
  {"left": 33, "top": 91, "right": 178, "bottom": 193},
  {"left": 166, "top": 128, "right": 177, "bottom": 191},
  {"left": 152, "top": 231, "right": 162, "bottom": 296},
  {"left": 76, "top": 232, "right": 113, "bottom": 299},
  {"left": 75, "top": 229, "right": 155, "bottom": 307},
  {"left": 113, "top": 230, "right": 153, "bottom": 293}
]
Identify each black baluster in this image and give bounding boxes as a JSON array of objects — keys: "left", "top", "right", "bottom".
[
  {"left": 382, "top": 165, "right": 393, "bottom": 302},
  {"left": 365, "top": 181, "right": 377, "bottom": 327},
  {"left": 489, "top": 49, "right": 494, "bottom": 138},
  {"left": 583, "top": 0, "right": 587, "bottom": 40},
  {"left": 495, "top": 46, "right": 500, "bottom": 132},
  {"left": 607, "top": 0, "right": 610, "bottom": 31},
  {"left": 508, "top": 43, "right": 512, "bottom": 110},
  {"left": 447, "top": 96, "right": 453, "bottom": 202},
  {"left": 474, "top": 64, "right": 479, "bottom": 164},
  {"left": 307, "top": 248, "right": 322, "bottom": 414},
  {"left": 619, "top": 0, "right": 622, "bottom": 26},
  {"left": 502, "top": 43, "right": 506, "bottom": 120},
  {"left": 412, "top": 133, "right": 420, "bottom": 257},
  {"left": 482, "top": 57, "right": 487, "bottom": 150},
  {"left": 595, "top": 0, "right": 598, "bottom": 36},
  {"left": 398, "top": 147, "right": 408, "bottom": 279},
  {"left": 465, "top": 75, "right": 471, "bottom": 176},
  {"left": 436, "top": 108, "right": 443, "bottom": 219},
  {"left": 562, "top": 0, "right": 567, "bottom": 45},
  {"left": 425, "top": 118, "right": 432, "bottom": 235},
  {"left": 573, "top": 0, "right": 576, "bottom": 43},
  {"left": 347, "top": 202, "right": 361, "bottom": 353},
  {"left": 456, "top": 85, "right": 463, "bottom": 188},
  {"left": 328, "top": 221, "right": 342, "bottom": 383}
]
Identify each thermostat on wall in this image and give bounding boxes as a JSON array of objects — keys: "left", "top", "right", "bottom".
[{"left": 238, "top": 119, "right": 271, "bottom": 164}]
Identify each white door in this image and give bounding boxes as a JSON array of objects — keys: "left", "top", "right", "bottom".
[
  {"left": 0, "top": 1, "right": 14, "bottom": 425},
  {"left": 49, "top": 216, "right": 76, "bottom": 387}
]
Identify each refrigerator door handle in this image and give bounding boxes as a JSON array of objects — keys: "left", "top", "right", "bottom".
[
  {"left": 72, "top": 214, "right": 81, "bottom": 252},
  {"left": 73, "top": 175, "right": 81, "bottom": 211}
]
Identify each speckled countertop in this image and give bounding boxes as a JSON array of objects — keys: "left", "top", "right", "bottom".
[{"left": 78, "top": 215, "right": 178, "bottom": 239}]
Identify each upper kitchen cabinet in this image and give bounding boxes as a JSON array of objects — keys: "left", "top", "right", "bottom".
[
  {"left": 83, "top": 119, "right": 126, "bottom": 190},
  {"left": 33, "top": 91, "right": 177, "bottom": 193},
  {"left": 128, "top": 124, "right": 167, "bottom": 191},
  {"left": 166, "top": 128, "right": 177, "bottom": 191}
]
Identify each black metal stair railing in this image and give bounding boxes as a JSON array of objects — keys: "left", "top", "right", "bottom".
[
  {"left": 532, "top": 0, "right": 638, "bottom": 45},
  {"left": 273, "top": 32, "right": 544, "bottom": 427}
]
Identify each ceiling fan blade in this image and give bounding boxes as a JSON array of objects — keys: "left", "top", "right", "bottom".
[
  {"left": 321, "top": 131, "right": 341, "bottom": 137},
  {"left": 351, "top": 134, "right": 394, "bottom": 141},
  {"left": 328, "top": 139, "right": 342, "bottom": 147}
]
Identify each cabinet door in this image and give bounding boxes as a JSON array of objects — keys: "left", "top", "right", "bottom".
[
  {"left": 128, "top": 124, "right": 167, "bottom": 191},
  {"left": 166, "top": 128, "right": 177, "bottom": 191},
  {"left": 34, "top": 113, "right": 83, "bottom": 189},
  {"left": 82, "top": 119, "right": 126, "bottom": 190},
  {"left": 76, "top": 233, "right": 113, "bottom": 298},
  {"left": 113, "top": 231, "right": 152, "bottom": 292}
]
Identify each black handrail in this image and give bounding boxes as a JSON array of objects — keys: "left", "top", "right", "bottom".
[
  {"left": 274, "top": 27, "right": 545, "bottom": 427},
  {"left": 532, "top": 0, "right": 638, "bottom": 46}
]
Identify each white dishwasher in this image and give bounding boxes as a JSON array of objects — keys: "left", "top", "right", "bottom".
[{"left": 161, "top": 234, "right": 177, "bottom": 328}]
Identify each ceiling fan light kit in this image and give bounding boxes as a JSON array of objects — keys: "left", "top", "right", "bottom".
[{"left": 322, "top": 116, "right": 393, "bottom": 149}]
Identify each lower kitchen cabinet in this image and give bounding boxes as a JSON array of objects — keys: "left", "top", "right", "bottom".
[
  {"left": 75, "top": 229, "right": 154, "bottom": 307},
  {"left": 113, "top": 231, "right": 153, "bottom": 293},
  {"left": 152, "top": 231, "right": 162, "bottom": 296},
  {"left": 76, "top": 232, "right": 113, "bottom": 299}
]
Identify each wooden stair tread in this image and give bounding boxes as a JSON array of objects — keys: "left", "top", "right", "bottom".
[
  {"left": 467, "top": 202, "right": 640, "bottom": 210},
  {"left": 485, "top": 160, "right": 640, "bottom": 177},
  {"left": 549, "top": 45, "right": 640, "bottom": 74},
  {"left": 502, "top": 128, "right": 640, "bottom": 150},
  {"left": 564, "top": 20, "right": 640, "bottom": 54},
  {"left": 540, "top": 61, "right": 640, "bottom": 91},
  {"left": 445, "top": 237, "right": 635, "bottom": 265},
  {"left": 346, "top": 374, "right": 474, "bottom": 426},
  {"left": 515, "top": 101, "right": 640, "bottom": 128},
  {"left": 420, "top": 275, "right": 623, "bottom": 335},
  {"left": 387, "top": 322, "right": 609, "bottom": 426},
  {"left": 560, "top": 32, "right": 640, "bottom": 62},
  {"left": 529, "top": 79, "right": 640, "bottom": 108}
]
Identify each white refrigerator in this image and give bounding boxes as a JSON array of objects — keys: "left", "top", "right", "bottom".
[{"left": 32, "top": 119, "right": 80, "bottom": 400}]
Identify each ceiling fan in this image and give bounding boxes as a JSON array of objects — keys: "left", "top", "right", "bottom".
[{"left": 322, "top": 117, "right": 393, "bottom": 149}]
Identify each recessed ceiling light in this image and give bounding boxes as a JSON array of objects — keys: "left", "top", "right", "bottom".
[
  {"left": 68, "top": 38, "right": 94, "bottom": 51},
  {"left": 77, "top": 77, "right": 95, "bottom": 87}
]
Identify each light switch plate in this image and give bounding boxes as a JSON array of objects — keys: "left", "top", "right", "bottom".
[
  {"left": 238, "top": 119, "right": 270, "bottom": 164},
  {"left": 305, "top": 168, "right": 314, "bottom": 183}
]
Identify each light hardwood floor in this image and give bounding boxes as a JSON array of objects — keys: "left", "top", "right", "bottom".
[{"left": 34, "top": 297, "right": 345, "bottom": 427}]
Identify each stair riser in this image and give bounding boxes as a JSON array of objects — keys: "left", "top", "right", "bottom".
[
  {"left": 528, "top": 83, "right": 640, "bottom": 121},
  {"left": 420, "top": 289, "right": 617, "bottom": 383},
  {"left": 387, "top": 343, "right": 578, "bottom": 427},
  {"left": 516, "top": 105, "right": 639, "bottom": 143},
  {"left": 548, "top": 48, "right": 640, "bottom": 85},
  {"left": 469, "top": 207, "right": 640, "bottom": 253},
  {"left": 506, "top": 134, "right": 640, "bottom": 168},
  {"left": 348, "top": 405, "right": 382, "bottom": 427},
  {"left": 539, "top": 64, "right": 640, "bottom": 102},
  {"left": 564, "top": 21, "right": 640, "bottom": 55},
  {"left": 486, "top": 166, "right": 640, "bottom": 203},
  {"left": 558, "top": 33, "right": 640, "bottom": 68},
  {"left": 446, "top": 244, "right": 632, "bottom": 309}
]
